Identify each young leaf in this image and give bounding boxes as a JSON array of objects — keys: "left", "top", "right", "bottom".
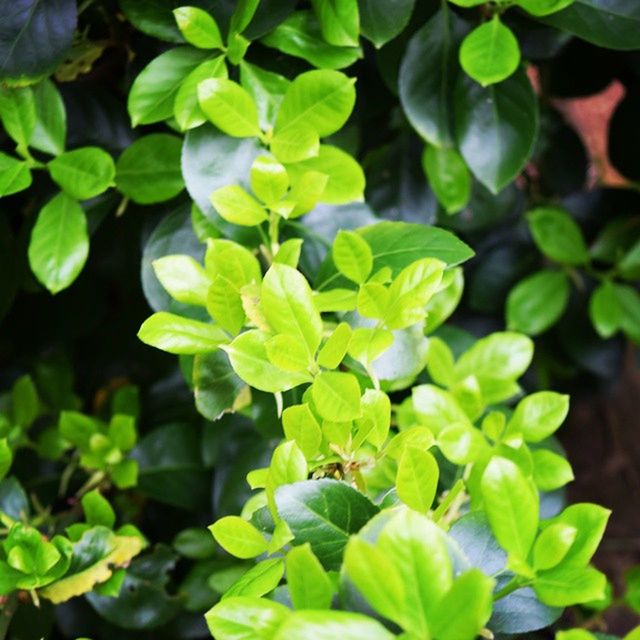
[
  {"left": 481, "top": 456, "right": 539, "bottom": 560},
  {"left": 28, "top": 193, "right": 89, "bottom": 295},
  {"left": 357, "top": 282, "right": 389, "bottom": 319},
  {"left": 532, "top": 449, "right": 574, "bottom": 491},
  {"left": 589, "top": 280, "right": 621, "bottom": 338},
  {"left": 30, "top": 79, "right": 66, "bottom": 156},
  {"left": 422, "top": 145, "right": 471, "bottom": 214},
  {"left": 277, "top": 610, "right": 395, "bottom": 640},
  {"left": 412, "top": 384, "right": 470, "bottom": 435},
  {"left": 209, "top": 516, "right": 268, "bottom": 558},
  {"left": 282, "top": 404, "right": 322, "bottom": 459},
  {"left": 205, "top": 597, "right": 290, "bottom": 640},
  {"left": 286, "top": 544, "right": 334, "bottom": 609},
  {"left": 210, "top": 185, "right": 268, "bottom": 226},
  {"left": 517, "top": 0, "right": 575, "bottom": 17},
  {"left": 173, "top": 7, "right": 223, "bottom": 49},
  {"left": 250, "top": 155, "right": 289, "bottom": 204},
  {"left": 240, "top": 61, "right": 291, "bottom": 130},
  {"left": 527, "top": 207, "right": 589, "bottom": 265},
  {"left": 223, "top": 558, "right": 285, "bottom": 599},
  {"left": 332, "top": 230, "right": 373, "bottom": 284},
  {"left": 274, "top": 239, "right": 304, "bottom": 268},
  {"left": 311, "top": 0, "right": 360, "bottom": 47},
  {"left": 81, "top": 490, "right": 116, "bottom": 529},
  {"left": 396, "top": 447, "right": 439, "bottom": 513},
  {"left": 354, "top": 388, "right": 391, "bottom": 450},
  {"left": 507, "top": 391, "right": 569, "bottom": 443},
  {"left": 312, "top": 371, "right": 361, "bottom": 422},
  {"left": 207, "top": 275, "right": 246, "bottom": 334},
  {"left": 138, "top": 312, "right": 228, "bottom": 355},
  {"left": 265, "top": 334, "right": 313, "bottom": 372},
  {"left": 534, "top": 566, "right": 606, "bottom": 607},
  {"left": 317, "top": 322, "right": 352, "bottom": 369},
  {"left": 0, "top": 87, "right": 35, "bottom": 150},
  {"left": 152, "top": 255, "right": 212, "bottom": 306},
  {"left": 532, "top": 523, "right": 577, "bottom": 571},
  {"left": 347, "top": 327, "right": 394, "bottom": 366},
  {"left": 270, "top": 123, "right": 320, "bottom": 164},
  {"left": 459, "top": 16, "right": 521, "bottom": 87},
  {"left": 0, "top": 153, "right": 31, "bottom": 197},
  {"left": 438, "top": 422, "right": 488, "bottom": 464},
  {"left": 198, "top": 78, "right": 262, "bottom": 138},
  {"left": 48, "top": 147, "right": 115, "bottom": 200}
]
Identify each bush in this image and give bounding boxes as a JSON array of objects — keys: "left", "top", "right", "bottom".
[{"left": 0, "top": 1, "right": 639, "bottom": 639}]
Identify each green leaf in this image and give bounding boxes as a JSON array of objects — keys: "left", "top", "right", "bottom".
[
  {"left": 275, "top": 611, "right": 394, "bottom": 640},
  {"left": 455, "top": 67, "right": 538, "bottom": 193},
  {"left": 82, "top": 490, "right": 116, "bottom": 529},
  {"left": 205, "top": 597, "right": 290, "bottom": 640},
  {"left": 173, "top": 7, "right": 223, "bottom": 48},
  {"left": 613, "top": 283, "right": 640, "bottom": 343},
  {"left": 138, "top": 312, "right": 228, "bottom": 354},
  {"left": 128, "top": 47, "right": 211, "bottom": 126},
  {"left": 527, "top": 207, "right": 589, "bottom": 265},
  {"left": 270, "top": 123, "right": 320, "bottom": 164},
  {"left": 261, "top": 264, "right": 323, "bottom": 356},
  {"left": 269, "top": 440, "right": 309, "bottom": 492},
  {"left": 262, "top": 11, "right": 362, "bottom": 70},
  {"left": 354, "top": 388, "right": 390, "bottom": 450},
  {"left": 174, "top": 528, "right": 216, "bottom": 559},
  {"left": 459, "top": 16, "right": 521, "bottom": 87},
  {"left": 317, "top": 322, "right": 352, "bottom": 369},
  {"left": 0, "top": 87, "right": 35, "bottom": 150},
  {"left": 332, "top": 230, "right": 373, "bottom": 284},
  {"left": 30, "top": 79, "right": 66, "bottom": 156},
  {"left": 0, "top": 440, "right": 11, "bottom": 480},
  {"left": 198, "top": 78, "right": 261, "bottom": 138},
  {"left": 210, "top": 185, "right": 268, "bottom": 226},
  {"left": 207, "top": 275, "right": 246, "bottom": 334},
  {"left": 534, "top": 566, "right": 606, "bottom": 606},
  {"left": 274, "top": 238, "right": 303, "bottom": 268},
  {"left": 266, "top": 334, "right": 313, "bottom": 372},
  {"left": 223, "top": 558, "right": 285, "bottom": 599},
  {"left": 517, "top": 0, "right": 575, "bottom": 16},
  {"left": 275, "top": 69, "right": 356, "bottom": 138},
  {"left": 205, "top": 239, "right": 262, "bottom": 288},
  {"left": 282, "top": 404, "right": 322, "bottom": 459},
  {"left": 506, "top": 269, "right": 570, "bottom": 335},
  {"left": 425, "top": 337, "right": 455, "bottom": 387},
  {"left": 0, "top": 152, "right": 31, "bottom": 197},
  {"left": 481, "top": 456, "right": 539, "bottom": 560},
  {"left": 250, "top": 155, "right": 289, "bottom": 204},
  {"left": 286, "top": 544, "right": 333, "bottom": 609},
  {"left": 275, "top": 479, "right": 379, "bottom": 569},
  {"left": 224, "top": 330, "right": 312, "bottom": 392},
  {"left": 589, "top": 281, "right": 621, "bottom": 338},
  {"left": 412, "top": 384, "right": 470, "bottom": 435},
  {"left": 532, "top": 449, "right": 574, "bottom": 491},
  {"left": 312, "top": 371, "right": 361, "bottom": 422},
  {"left": 193, "top": 351, "right": 246, "bottom": 420},
  {"left": 348, "top": 327, "right": 394, "bottom": 367},
  {"left": 209, "top": 516, "right": 268, "bottom": 559},
  {"left": 358, "top": 0, "right": 415, "bottom": 48},
  {"left": 540, "top": 0, "right": 640, "bottom": 50},
  {"left": 311, "top": 0, "right": 360, "bottom": 46},
  {"left": 11, "top": 374, "right": 39, "bottom": 428},
  {"left": 115, "top": 134, "right": 184, "bottom": 204},
  {"left": 396, "top": 447, "right": 439, "bottom": 513},
  {"left": 28, "top": 193, "right": 89, "bottom": 295},
  {"left": 428, "top": 570, "right": 495, "bottom": 640},
  {"left": 47, "top": 147, "right": 115, "bottom": 200},
  {"left": 422, "top": 146, "right": 471, "bottom": 214},
  {"left": 533, "top": 523, "right": 577, "bottom": 570},
  {"left": 153, "top": 255, "right": 211, "bottom": 306},
  {"left": 399, "top": 6, "right": 467, "bottom": 146},
  {"left": 507, "top": 391, "right": 570, "bottom": 443},
  {"left": 174, "top": 57, "right": 228, "bottom": 130},
  {"left": 240, "top": 61, "right": 291, "bottom": 130},
  {"left": 438, "top": 422, "right": 488, "bottom": 464}
]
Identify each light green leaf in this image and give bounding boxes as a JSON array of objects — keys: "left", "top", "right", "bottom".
[
  {"left": 396, "top": 447, "right": 439, "bottom": 513},
  {"left": 205, "top": 597, "right": 290, "bottom": 640},
  {"left": 11, "top": 375, "right": 39, "bottom": 428},
  {"left": 534, "top": 566, "right": 606, "bottom": 606},
  {"left": 152, "top": 255, "right": 211, "bottom": 306},
  {"left": 240, "top": 61, "right": 290, "bottom": 131},
  {"left": 0, "top": 440, "right": 11, "bottom": 479},
  {"left": 198, "top": 78, "right": 261, "bottom": 138},
  {"left": 138, "top": 312, "right": 228, "bottom": 355},
  {"left": 517, "top": 0, "right": 575, "bottom": 16},
  {"left": 173, "top": 7, "right": 223, "bottom": 48},
  {"left": 0, "top": 152, "right": 31, "bottom": 197},
  {"left": 314, "top": 288, "right": 358, "bottom": 312},
  {"left": 286, "top": 170, "right": 329, "bottom": 217},
  {"left": 286, "top": 543, "right": 333, "bottom": 609},
  {"left": 81, "top": 490, "right": 116, "bottom": 529},
  {"left": 282, "top": 404, "right": 322, "bottom": 459},
  {"left": 210, "top": 185, "right": 268, "bottom": 226},
  {"left": 589, "top": 280, "right": 621, "bottom": 338},
  {"left": 533, "top": 523, "right": 577, "bottom": 571},
  {"left": 532, "top": 449, "right": 574, "bottom": 491},
  {"left": 270, "top": 123, "right": 320, "bottom": 164},
  {"left": 332, "top": 230, "right": 373, "bottom": 284},
  {"left": 317, "top": 322, "right": 352, "bottom": 369},
  {"left": 210, "top": 516, "right": 268, "bottom": 559},
  {"left": 28, "top": 193, "right": 89, "bottom": 295},
  {"left": 459, "top": 16, "right": 521, "bottom": 87},
  {"left": 207, "top": 275, "right": 246, "bottom": 334},
  {"left": 275, "top": 610, "right": 394, "bottom": 640},
  {"left": 425, "top": 336, "right": 455, "bottom": 387},
  {"left": 223, "top": 558, "right": 284, "bottom": 599},
  {"left": 438, "top": 422, "right": 488, "bottom": 464},
  {"left": 265, "top": 334, "right": 313, "bottom": 372},
  {"left": 261, "top": 264, "right": 323, "bottom": 356},
  {"left": 412, "top": 384, "right": 470, "bottom": 435},
  {"left": 357, "top": 282, "right": 389, "bottom": 319},
  {"left": 274, "top": 239, "right": 303, "bottom": 268},
  {"left": 422, "top": 145, "right": 471, "bottom": 214},
  {"left": 507, "top": 391, "right": 569, "bottom": 443},
  {"left": 311, "top": 371, "right": 361, "bottom": 422},
  {"left": 481, "top": 456, "right": 539, "bottom": 560},
  {"left": 250, "top": 155, "right": 289, "bottom": 204},
  {"left": 30, "top": 79, "right": 66, "bottom": 156},
  {"left": 0, "top": 87, "right": 35, "bottom": 150},
  {"left": 312, "top": 0, "right": 360, "bottom": 46},
  {"left": 48, "top": 147, "right": 115, "bottom": 200},
  {"left": 347, "top": 327, "right": 394, "bottom": 367},
  {"left": 527, "top": 207, "right": 589, "bottom": 266},
  {"left": 205, "top": 239, "right": 262, "bottom": 288},
  {"left": 353, "top": 388, "right": 390, "bottom": 450}
]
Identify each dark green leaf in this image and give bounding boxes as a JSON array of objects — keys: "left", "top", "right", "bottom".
[
  {"left": 193, "top": 351, "right": 246, "bottom": 421},
  {"left": 358, "top": 0, "right": 415, "bottom": 48}
]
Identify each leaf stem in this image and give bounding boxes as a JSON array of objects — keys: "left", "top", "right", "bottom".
[{"left": 493, "top": 576, "right": 528, "bottom": 601}]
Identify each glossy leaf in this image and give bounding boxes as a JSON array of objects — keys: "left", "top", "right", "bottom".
[
  {"left": 358, "top": 0, "right": 415, "bottom": 48},
  {"left": 286, "top": 543, "right": 333, "bottom": 609},
  {"left": 422, "top": 145, "right": 471, "bottom": 214},
  {"left": 396, "top": 447, "right": 439, "bottom": 513},
  {"left": 210, "top": 516, "right": 268, "bottom": 559},
  {"left": 527, "top": 207, "right": 589, "bottom": 265},
  {"left": 48, "top": 147, "right": 115, "bottom": 200},
  {"left": 173, "top": 6, "right": 223, "bottom": 48},
  {"left": 312, "top": 371, "right": 361, "bottom": 422}
]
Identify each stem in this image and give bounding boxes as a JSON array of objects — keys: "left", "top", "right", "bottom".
[
  {"left": 75, "top": 470, "right": 105, "bottom": 498},
  {"left": 493, "top": 576, "right": 528, "bottom": 601},
  {"left": 433, "top": 478, "right": 465, "bottom": 524},
  {"left": 0, "top": 594, "right": 18, "bottom": 640},
  {"left": 268, "top": 211, "right": 280, "bottom": 256}
]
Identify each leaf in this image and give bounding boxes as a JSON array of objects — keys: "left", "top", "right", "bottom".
[
  {"left": 48, "top": 147, "right": 115, "bottom": 200},
  {"left": 481, "top": 456, "right": 539, "bottom": 560},
  {"left": 312, "top": 371, "right": 361, "bottom": 422},
  {"left": 275, "top": 610, "right": 394, "bottom": 640},
  {"left": 354, "top": 388, "right": 390, "bottom": 449},
  {"left": 422, "top": 146, "right": 471, "bottom": 214},
  {"left": 198, "top": 78, "right": 261, "bottom": 138},
  {"left": 210, "top": 516, "right": 268, "bottom": 559},
  {"left": 455, "top": 66, "right": 538, "bottom": 193},
  {"left": 261, "top": 264, "right": 323, "bottom": 356},
  {"left": 311, "top": 0, "right": 359, "bottom": 46},
  {"left": 138, "top": 312, "right": 228, "bottom": 354},
  {"left": 358, "top": 0, "right": 415, "bottom": 48},
  {"left": 0, "top": 87, "right": 36, "bottom": 149},
  {"left": 270, "top": 123, "right": 320, "bottom": 164},
  {"left": 412, "top": 384, "right": 470, "bottom": 435},
  {"left": 399, "top": 6, "right": 467, "bottom": 146},
  {"left": 210, "top": 184, "right": 268, "bottom": 226},
  {"left": 206, "top": 596, "right": 290, "bottom": 640},
  {"left": 250, "top": 155, "right": 289, "bottom": 204},
  {"left": 534, "top": 565, "right": 606, "bottom": 606},
  {"left": 282, "top": 404, "right": 322, "bottom": 459},
  {"left": 115, "top": 134, "right": 184, "bottom": 204},
  {"left": 224, "top": 330, "right": 312, "bottom": 392},
  {"left": 173, "top": 6, "right": 223, "bottom": 48},
  {"left": 193, "top": 351, "right": 246, "bottom": 420},
  {"left": 459, "top": 16, "right": 521, "bottom": 87},
  {"left": 589, "top": 281, "right": 621, "bottom": 338},
  {"left": 507, "top": 391, "right": 570, "bottom": 443},
  {"left": 532, "top": 523, "right": 577, "bottom": 571},
  {"left": 128, "top": 47, "right": 211, "bottom": 126},
  {"left": 0, "top": 440, "right": 11, "bottom": 480},
  {"left": 262, "top": 11, "right": 362, "bottom": 70},
  {"left": 81, "top": 490, "right": 116, "bottom": 529},
  {"left": 438, "top": 422, "right": 488, "bottom": 464},
  {"left": 517, "top": 0, "right": 575, "bottom": 16},
  {"left": 527, "top": 207, "right": 589, "bottom": 265},
  {"left": 240, "top": 61, "right": 290, "bottom": 130},
  {"left": 30, "top": 79, "right": 66, "bottom": 156},
  {"left": 286, "top": 544, "right": 333, "bottom": 609},
  {"left": 0, "top": 152, "right": 31, "bottom": 197},
  {"left": 332, "top": 230, "right": 373, "bottom": 284},
  {"left": 28, "top": 193, "right": 89, "bottom": 295},
  {"left": 208, "top": 275, "right": 246, "bottom": 334},
  {"left": 317, "top": 322, "right": 352, "bottom": 369},
  {"left": 0, "top": 0, "right": 77, "bottom": 82},
  {"left": 613, "top": 283, "right": 640, "bottom": 343},
  {"left": 266, "top": 335, "right": 312, "bottom": 372},
  {"left": 396, "top": 447, "right": 439, "bottom": 513},
  {"left": 274, "top": 479, "right": 379, "bottom": 569},
  {"left": 532, "top": 449, "right": 574, "bottom": 491},
  {"left": 348, "top": 327, "right": 394, "bottom": 366},
  {"left": 506, "top": 269, "right": 570, "bottom": 335},
  {"left": 152, "top": 255, "right": 211, "bottom": 306},
  {"left": 223, "top": 558, "right": 284, "bottom": 599},
  {"left": 540, "top": 0, "right": 640, "bottom": 50}
]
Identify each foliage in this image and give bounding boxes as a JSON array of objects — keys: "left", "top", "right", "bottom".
[{"left": 0, "top": 0, "right": 639, "bottom": 639}]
